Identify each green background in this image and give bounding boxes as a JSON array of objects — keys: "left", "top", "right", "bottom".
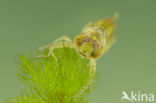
[{"left": 0, "top": 0, "right": 156, "bottom": 102}]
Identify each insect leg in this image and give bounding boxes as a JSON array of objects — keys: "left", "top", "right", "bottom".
[
  {"left": 54, "top": 36, "right": 72, "bottom": 43},
  {"left": 36, "top": 49, "right": 52, "bottom": 58},
  {"left": 87, "top": 59, "right": 96, "bottom": 92},
  {"left": 52, "top": 36, "right": 74, "bottom": 49},
  {"left": 74, "top": 59, "right": 96, "bottom": 100},
  {"left": 89, "top": 59, "right": 96, "bottom": 77},
  {"left": 36, "top": 36, "right": 74, "bottom": 61},
  {"left": 38, "top": 35, "right": 71, "bottom": 51},
  {"left": 38, "top": 45, "right": 49, "bottom": 51}
]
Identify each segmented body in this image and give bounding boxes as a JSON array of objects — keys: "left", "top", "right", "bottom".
[{"left": 74, "top": 17, "right": 116, "bottom": 59}]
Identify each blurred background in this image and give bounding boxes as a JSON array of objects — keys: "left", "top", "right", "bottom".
[{"left": 0, "top": 0, "right": 156, "bottom": 102}]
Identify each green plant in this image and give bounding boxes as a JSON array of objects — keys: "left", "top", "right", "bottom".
[{"left": 8, "top": 48, "right": 95, "bottom": 103}]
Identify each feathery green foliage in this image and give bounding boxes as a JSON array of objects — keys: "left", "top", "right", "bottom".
[{"left": 8, "top": 47, "right": 95, "bottom": 103}]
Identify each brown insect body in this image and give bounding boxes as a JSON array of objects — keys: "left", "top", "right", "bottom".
[{"left": 74, "top": 17, "right": 116, "bottom": 59}]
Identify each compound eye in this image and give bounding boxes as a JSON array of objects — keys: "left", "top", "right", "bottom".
[
  {"left": 74, "top": 36, "right": 83, "bottom": 47},
  {"left": 91, "top": 48, "right": 102, "bottom": 58}
]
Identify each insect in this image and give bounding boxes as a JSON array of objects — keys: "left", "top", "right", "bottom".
[
  {"left": 37, "top": 13, "right": 119, "bottom": 99},
  {"left": 37, "top": 13, "right": 118, "bottom": 72}
]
